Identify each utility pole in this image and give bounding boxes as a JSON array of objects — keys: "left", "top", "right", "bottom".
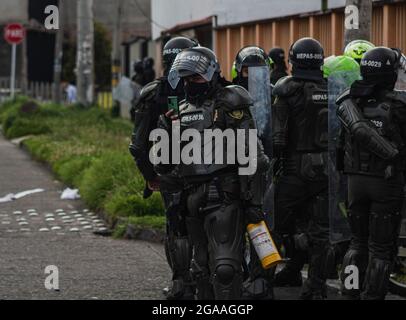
[
  {"left": 53, "top": 0, "right": 64, "bottom": 104},
  {"left": 76, "top": 0, "right": 94, "bottom": 106},
  {"left": 112, "top": 0, "right": 123, "bottom": 97},
  {"left": 344, "top": 0, "right": 372, "bottom": 46}
]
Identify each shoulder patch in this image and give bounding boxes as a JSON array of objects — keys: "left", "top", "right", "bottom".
[
  {"left": 228, "top": 110, "right": 244, "bottom": 120},
  {"left": 272, "top": 76, "right": 303, "bottom": 97}
]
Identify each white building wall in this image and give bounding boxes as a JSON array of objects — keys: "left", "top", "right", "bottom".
[
  {"left": 151, "top": 0, "right": 349, "bottom": 39},
  {"left": 0, "top": 0, "right": 28, "bottom": 24},
  {"left": 151, "top": 0, "right": 215, "bottom": 39}
]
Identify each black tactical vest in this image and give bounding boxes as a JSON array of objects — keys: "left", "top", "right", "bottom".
[
  {"left": 289, "top": 81, "right": 328, "bottom": 153},
  {"left": 177, "top": 99, "right": 232, "bottom": 178},
  {"left": 344, "top": 97, "right": 404, "bottom": 177}
]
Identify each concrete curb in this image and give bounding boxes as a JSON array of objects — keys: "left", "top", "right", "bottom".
[{"left": 11, "top": 135, "right": 166, "bottom": 243}]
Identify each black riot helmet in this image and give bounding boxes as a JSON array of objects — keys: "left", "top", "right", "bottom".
[
  {"left": 168, "top": 46, "right": 220, "bottom": 89},
  {"left": 133, "top": 60, "right": 144, "bottom": 74},
  {"left": 143, "top": 57, "right": 154, "bottom": 69},
  {"left": 360, "top": 47, "right": 401, "bottom": 87},
  {"left": 269, "top": 47, "right": 286, "bottom": 66},
  {"left": 162, "top": 37, "right": 199, "bottom": 76},
  {"left": 235, "top": 46, "right": 271, "bottom": 73},
  {"left": 289, "top": 37, "right": 324, "bottom": 80}
]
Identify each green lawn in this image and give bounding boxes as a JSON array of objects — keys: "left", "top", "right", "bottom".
[{"left": 0, "top": 97, "right": 165, "bottom": 234}]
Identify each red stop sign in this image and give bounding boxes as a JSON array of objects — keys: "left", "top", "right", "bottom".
[{"left": 4, "top": 23, "right": 25, "bottom": 45}]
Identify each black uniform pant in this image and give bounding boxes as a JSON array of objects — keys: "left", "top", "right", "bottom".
[
  {"left": 341, "top": 174, "right": 404, "bottom": 300},
  {"left": 159, "top": 175, "right": 193, "bottom": 298},
  {"left": 274, "top": 174, "right": 330, "bottom": 296}
]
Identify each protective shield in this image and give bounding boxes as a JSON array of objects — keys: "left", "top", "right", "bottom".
[
  {"left": 328, "top": 70, "right": 360, "bottom": 244},
  {"left": 248, "top": 66, "right": 272, "bottom": 142},
  {"left": 395, "top": 53, "right": 406, "bottom": 90},
  {"left": 248, "top": 66, "right": 274, "bottom": 228}
]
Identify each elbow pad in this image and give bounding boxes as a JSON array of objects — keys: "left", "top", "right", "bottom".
[{"left": 337, "top": 99, "right": 399, "bottom": 160}]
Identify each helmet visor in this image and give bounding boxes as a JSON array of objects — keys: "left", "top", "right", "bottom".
[{"left": 168, "top": 51, "right": 217, "bottom": 89}]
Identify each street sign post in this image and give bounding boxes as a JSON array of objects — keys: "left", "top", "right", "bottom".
[{"left": 4, "top": 23, "right": 25, "bottom": 99}]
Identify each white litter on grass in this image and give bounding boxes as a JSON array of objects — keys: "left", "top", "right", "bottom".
[
  {"left": 0, "top": 189, "right": 44, "bottom": 203},
  {"left": 61, "top": 188, "right": 81, "bottom": 200}
]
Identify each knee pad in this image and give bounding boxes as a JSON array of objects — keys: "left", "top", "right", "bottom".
[{"left": 215, "top": 264, "right": 235, "bottom": 286}]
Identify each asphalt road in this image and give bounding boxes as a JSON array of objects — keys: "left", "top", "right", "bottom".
[{"left": 0, "top": 134, "right": 402, "bottom": 300}]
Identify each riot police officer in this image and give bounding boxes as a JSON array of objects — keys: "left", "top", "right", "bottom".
[
  {"left": 156, "top": 46, "right": 270, "bottom": 299},
  {"left": 336, "top": 47, "right": 406, "bottom": 300},
  {"left": 268, "top": 47, "right": 289, "bottom": 85},
  {"left": 343, "top": 40, "right": 375, "bottom": 65},
  {"left": 232, "top": 45, "right": 275, "bottom": 299},
  {"left": 272, "top": 37, "right": 330, "bottom": 299},
  {"left": 129, "top": 36, "right": 198, "bottom": 299}
]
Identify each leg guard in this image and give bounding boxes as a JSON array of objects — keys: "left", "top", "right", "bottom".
[
  {"left": 362, "top": 210, "right": 402, "bottom": 300},
  {"left": 205, "top": 201, "right": 245, "bottom": 300},
  {"left": 340, "top": 207, "right": 369, "bottom": 298},
  {"left": 162, "top": 188, "right": 193, "bottom": 299},
  {"left": 185, "top": 213, "right": 213, "bottom": 300},
  {"left": 166, "top": 237, "right": 195, "bottom": 300},
  {"left": 301, "top": 193, "right": 330, "bottom": 300},
  {"left": 362, "top": 258, "right": 391, "bottom": 300}
]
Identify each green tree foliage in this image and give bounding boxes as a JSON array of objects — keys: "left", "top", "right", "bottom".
[{"left": 62, "top": 22, "right": 112, "bottom": 89}]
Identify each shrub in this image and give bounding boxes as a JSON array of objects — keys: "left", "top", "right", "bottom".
[{"left": 0, "top": 98, "right": 165, "bottom": 235}]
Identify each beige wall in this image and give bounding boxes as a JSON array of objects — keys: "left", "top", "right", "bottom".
[{"left": 215, "top": 2, "right": 406, "bottom": 80}]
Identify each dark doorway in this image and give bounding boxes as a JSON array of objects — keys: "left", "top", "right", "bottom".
[{"left": 27, "top": 31, "right": 55, "bottom": 82}]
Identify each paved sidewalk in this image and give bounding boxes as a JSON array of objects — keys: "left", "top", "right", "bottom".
[{"left": 0, "top": 134, "right": 170, "bottom": 300}]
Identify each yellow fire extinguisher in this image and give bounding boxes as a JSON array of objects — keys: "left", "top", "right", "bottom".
[{"left": 247, "top": 220, "right": 282, "bottom": 269}]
